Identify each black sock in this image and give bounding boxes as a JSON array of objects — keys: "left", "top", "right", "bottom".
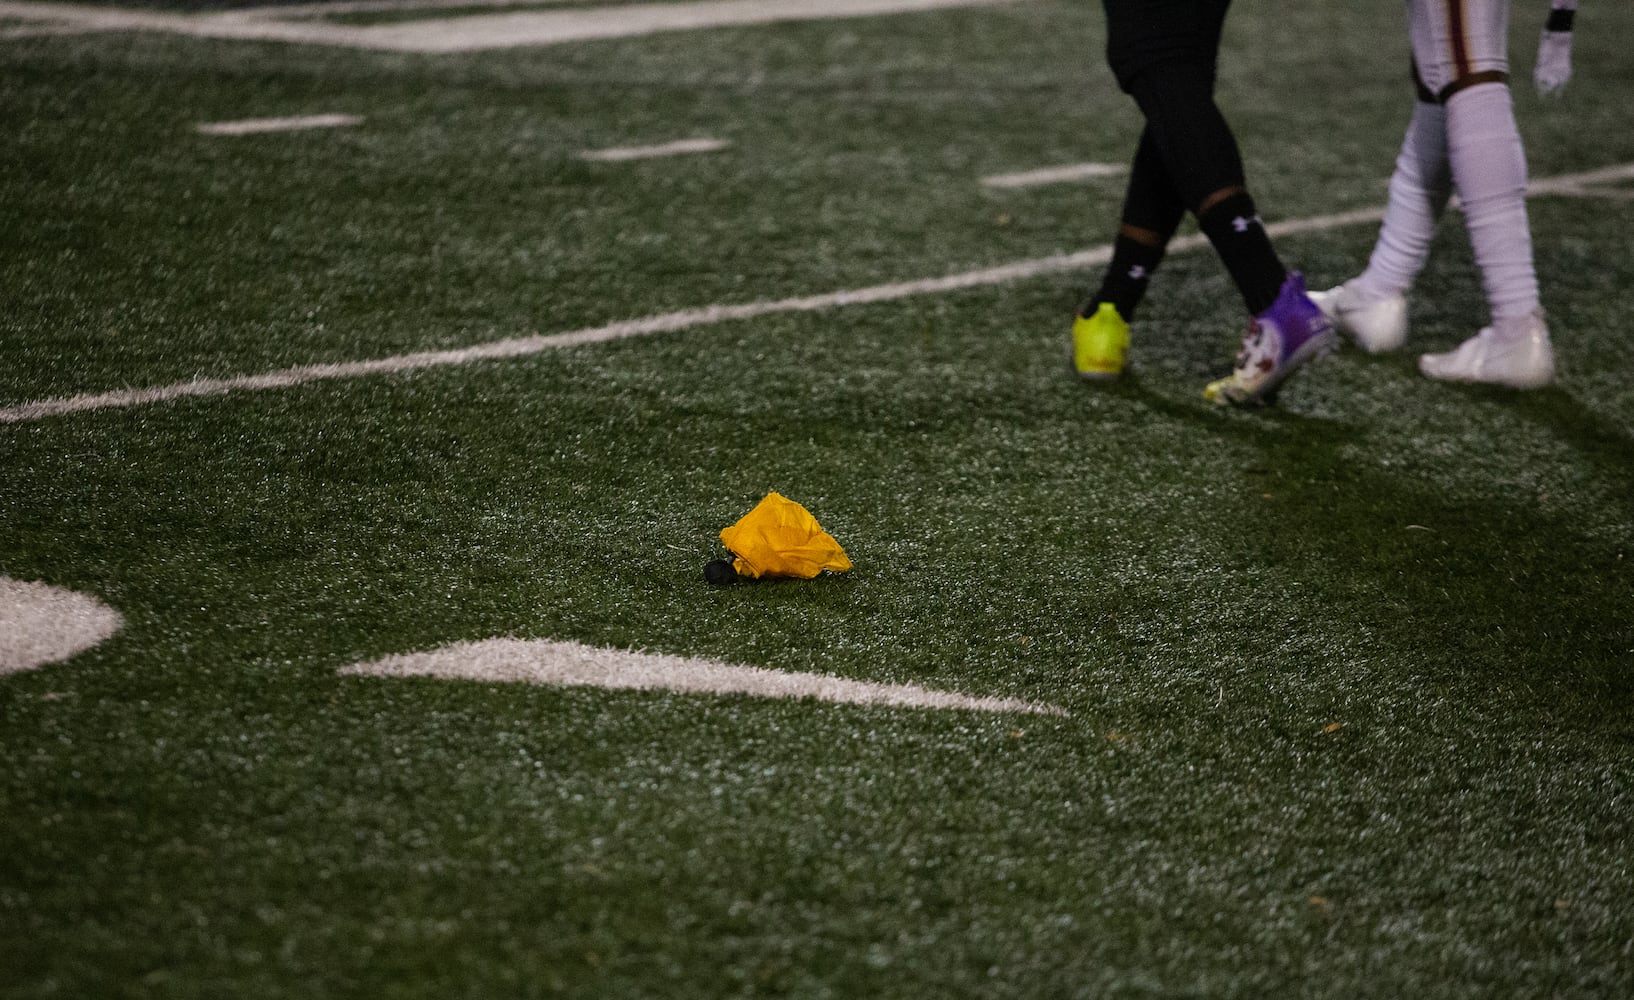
[
  {"left": 1091, "top": 231, "right": 1167, "bottom": 321},
  {"left": 1197, "top": 191, "right": 1286, "bottom": 315},
  {"left": 1087, "top": 128, "right": 1184, "bottom": 322}
]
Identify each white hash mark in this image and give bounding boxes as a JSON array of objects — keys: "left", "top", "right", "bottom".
[{"left": 342, "top": 637, "right": 1066, "bottom": 715}]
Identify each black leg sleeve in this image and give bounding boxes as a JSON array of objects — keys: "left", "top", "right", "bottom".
[{"left": 1123, "top": 63, "right": 1247, "bottom": 214}]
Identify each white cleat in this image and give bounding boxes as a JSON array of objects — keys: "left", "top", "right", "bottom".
[
  {"left": 1308, "top": 282, "right": 1409, "bottom": 354},
  {"left": 1418, "top": 309, "right": 1555, "bottom": 389}
]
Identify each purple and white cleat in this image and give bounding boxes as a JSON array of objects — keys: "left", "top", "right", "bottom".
[{"left": 1206, "top": 273, "right": 1337, "bottom": 406}]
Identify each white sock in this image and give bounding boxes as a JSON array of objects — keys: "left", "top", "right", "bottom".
[
  {"left": 1445, "top": 82, "right": 1541, "bottom": 327},
  {"left": 1354, "top": 101, "right": 1451, "bottom": 303}
]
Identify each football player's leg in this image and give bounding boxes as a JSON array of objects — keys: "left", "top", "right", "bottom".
[
  {"left": 1099, "top": 0, "right": 1239, "bottom": 308},
  {"left": 1354, "top": 99, "right": 1452, "bottom": 303},
  {"left": 1072, "top": 129, "right": 1186, "bottom": 380},
  {"left": 1122, "top": 68, "right": 1334, "bottom": 405},
  {"left": 1091, "top": 128, "right": 1185, "bottom": 323},
  {"left": 1404, "top": 0, "right": 1539, "bottom": 324},
  {"left": 1403, "top": 0, "right": 1552, "bottom": 386},
  {"left": 1418, "top": 79, "right": 1553, "bottom": 387},
  {"left": 1446, "top": 81, "right": 1540, "bottom": 323},
  {"left": 1079, "top": 0, "right": 1216, "bottom": 379},
  {"left": 1312, "top": 98, "right": 1450, "bottom": 353},
  {"left": 1101, "top": 0, "right": 1230, "bottom": 94},
  {"left": 1124, "top": 64, "right": 1286, "bottom": 316}
]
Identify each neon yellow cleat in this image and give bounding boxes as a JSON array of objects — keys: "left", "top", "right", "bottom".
[{"left": 1071, "top": 302, "right": 1130, "bottom": 380}]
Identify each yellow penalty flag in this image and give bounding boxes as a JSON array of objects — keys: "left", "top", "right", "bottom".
[{"left": 720, "top": 492, "right": 852, "bottom": 580}]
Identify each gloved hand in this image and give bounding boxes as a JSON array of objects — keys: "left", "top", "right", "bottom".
[{"left": 1534, "top": 29, "right": 1574, "bottom": 97}]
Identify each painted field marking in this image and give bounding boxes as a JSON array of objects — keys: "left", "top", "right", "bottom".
[
  {"left": 196, "top": 113, "right": 364, "bottom": 136},
  {"left": 1537, "top": 183, "right": 1634, "bottom": 202},
  {"left": 0, "top": 1, "right": 219, "bottom": 39},
  {"left": 0, "top": 18, "right": 126, "bottom": 38},
  {"left": 982, "top": 162, "right": 1127, "bottom": 190},
  {"left": 211, "top": 0, "right": 589, "bottom": 21},
  {"left": 0, "top": 577, "right": 123, "bottom": 675},
  {"left": 342, "top": 637, "right": 1066, "bottom": 715},
  {"left": 1521, "top": 163, "right": 1634, "bottom": 196},
  {"left": 0, "top": 0, "right": 1031, "bottom": 51},
  {"left": 578, "top": 137, "right": 730, "bottom": 162},
  {"left": 3, "top": 162, "right": 1631, "bottom": 426}
]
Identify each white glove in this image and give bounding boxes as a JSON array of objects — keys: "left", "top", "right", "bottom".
[{"left": 1534, "top": 29, "right": 1574, "bottom": 97}]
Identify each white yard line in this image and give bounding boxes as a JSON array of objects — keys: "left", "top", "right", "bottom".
[
  {"left": 209, "top": 0, "right": 589, "bottom": 22},
  {"left": 0, "top": 243, "right": 1135, "bottom": 424},
  {"left": 578, "top": 137, "right": 730, "bottom": 162},
  {"left": 196, "top": 113, "right": 364, "bottom": 136},
  {"left": 342, "top": 637, "right": 1066, "bottom": 715},
  {"left": 1524, "top": 163, "right": 1634, "bottom": 195},
  {"left": 982, "top": 162, "right": 1127, "bottom": 189},
  {"left": 0, "top": 20, "right": 127, "bottom": 37},
  {"left": 0, "top": 1, "right": 203, "bottom": 33},
  {"left": 4, "top": 162, "right": 1630, "bottom": 426},
  {"left": 1535, "top": 184, "right": 1634, "bottom": 202},
  {"left": 0, "top": 0, "right": 1030, "bottom": 51},
  {"left": 337, "top": 0, "right": 1031, "bottom": 52}
]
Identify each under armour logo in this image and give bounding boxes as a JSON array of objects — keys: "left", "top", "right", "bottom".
[
  {"left": 1232, "top": 214, "right": 1263, "bottom": 233},
  {"left": 1127, "top": 265, "right": 1148, "bottom": 280}
]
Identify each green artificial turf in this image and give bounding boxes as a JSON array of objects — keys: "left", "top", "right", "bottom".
[{"left": 3, "top": 1, "right": 1633, "bottom": 997}]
